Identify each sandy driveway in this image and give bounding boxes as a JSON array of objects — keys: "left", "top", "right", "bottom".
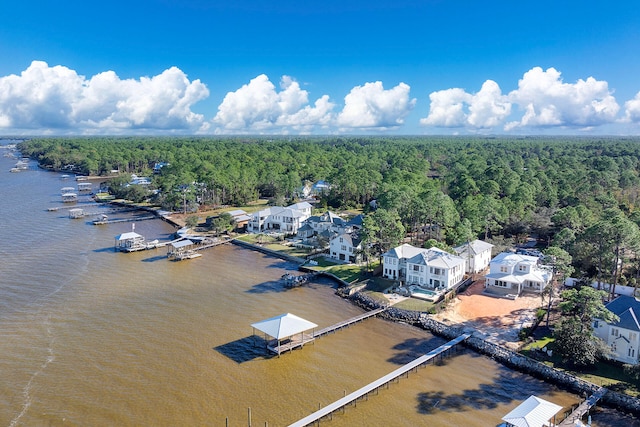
[{"left": 431, "top": 278, "right": 543, "bottom": 349}]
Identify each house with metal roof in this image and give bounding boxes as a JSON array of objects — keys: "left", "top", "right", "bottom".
[
  {"left": 593, "top": 295, "right": 640, "bottom": 365},
  {"left": 329, "top": 233, "right": 363, "bottom": 263},
  {"left": 382, "top": 244, "right": 466, "bottom": 291},
  {"left": 453, "top": 239, "right": 494, "bottom": 273},
  {"left": 484, "top": 252, "right": 552, "bottom": 298},
  {"left": 247, "top": 202, "right": 312, "bottom": 234},
  {"left": 382, "top": 243, "right": 429, "bottom": 281}
]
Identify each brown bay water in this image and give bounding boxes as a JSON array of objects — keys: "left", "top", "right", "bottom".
[{"left": 0, "top": 142, "right": 636, "bottom": 427}]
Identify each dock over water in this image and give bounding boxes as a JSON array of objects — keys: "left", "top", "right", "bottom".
[
  {"left": 312, "top": 308, "right": 386, "bottom": 339},
  {"left": 557, "top": 386, "right": 607, "bottom": 427},
  {"left": 288, "top": 333, "right": 471, "bottom": 427},
  {"left": 263, "top": 308, "right": 387, "bottom": 355}
]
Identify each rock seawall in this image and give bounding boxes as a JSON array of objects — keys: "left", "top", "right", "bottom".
[{"left": 346, "top": 291, "right": 640, "bottom": 417}]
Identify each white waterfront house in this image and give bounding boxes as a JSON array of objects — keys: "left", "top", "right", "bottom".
[
  {"left": 484, "top": 252, "right": 552, "bottom": 297},
  {"left": 453, "top": 239, "right": 494, "bottom": 274},
  {"left": 329, "top": 233, "right": 362, "bottom": 263},
  {"left": 247, "top": 202, "right": 313, "bottom": 234},
  {"left": 382, "top": 244, "right": 466, "bottom": 291},
  {"left": 593, "top": 295, "right": 640, "bottom": 365}
]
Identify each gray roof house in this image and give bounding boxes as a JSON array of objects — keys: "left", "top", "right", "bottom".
[{"left": 593, "top": 295, "right": 640, "bottom": 365}]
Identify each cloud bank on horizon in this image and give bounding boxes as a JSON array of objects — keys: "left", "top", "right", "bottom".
[{"left": 1, "top": 61, "right": 640, "bottom": 136}]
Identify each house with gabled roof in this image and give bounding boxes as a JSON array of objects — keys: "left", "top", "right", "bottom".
[
  {"left": 382, "top": 243, "right": 426, "bottom": 281},
  {"left": 453, "top": 239, "right": 494, "bottom": 274},
  {"left": 304, "top": 211, "right": 345, "bottom": 234},
  {"left": 247, "top": 202, "right": 312, "bottom": 234},
  {"left": 405, "top": 247, "right": 466, "bottom": 291},
  {"left": 329, "top": 233, "right": 363, "bottom": 263},
  {"left": 484, "top": 252, "right": 552, "bottom": 297},
  {"left": 382, "top": 244, "right": 466, "bottom": 291},
  {"left": 593, "top": 295, "right": 640, "bottom": 365}
]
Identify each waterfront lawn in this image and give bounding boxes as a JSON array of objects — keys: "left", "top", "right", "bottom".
[
  {"left": 521, "top": 333, "right": 640, "bottom": 397},
  {"left": 326, "top": 264, "right": 363, "bottom": 283},
  {"left": 237, "top": 234, "right": 311, "bottom": 258}
]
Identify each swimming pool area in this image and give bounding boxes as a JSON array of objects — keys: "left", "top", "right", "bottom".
[{"left": 408, "top": 285, "right": 442, "bottom": 302}]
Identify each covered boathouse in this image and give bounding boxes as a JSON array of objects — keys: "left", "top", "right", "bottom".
[
  {"left": 500, "top": 395, "right": 563, "bottom": 427},
  {"left": 251, "top": 313, "right": 318, "bottom": 355},
  {"left": 114, "top": 230, "right": 146, "bottom": 252}
]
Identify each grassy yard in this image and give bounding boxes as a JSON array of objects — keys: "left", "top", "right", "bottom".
[{"left": 521, "top": 331, "right": 640, "bottom": 397}]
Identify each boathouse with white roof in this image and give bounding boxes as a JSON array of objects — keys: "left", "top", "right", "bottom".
[{"left": 251, "top": 313, "right": 318, "bottom": 355}]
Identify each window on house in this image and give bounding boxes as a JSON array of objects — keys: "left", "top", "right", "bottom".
[
  {"left": 413, "top": 265, "right": 420, "bottom": 271},
  {"left": 629, "top": 347, "right": 636, "bottom": 358},
  {"left": 630, "top": 332, "right": 638, "bottom": 341},
  {"left": 612, "top": 329, "right": 619, "bottom": 337},
  {"left": 518, "top": 265, "right": 526, "bottom": 271},
  {"left": 500, "top": 266, "right": 507, "bottom": 273},
  {"left": 341, "top": 245, "right": 346, "bottom": 251},
  {"left": 339, "top": 237, "right": 343, "bottom": 243}
]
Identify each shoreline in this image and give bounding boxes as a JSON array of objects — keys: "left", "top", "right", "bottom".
[
  {"left": 90, "top": 198, "right": 640, "bottom": 419},
  {"left": 347, "top": 291, "right": 640, "bottom": 419}
]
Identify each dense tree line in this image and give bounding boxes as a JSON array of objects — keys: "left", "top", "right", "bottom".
[{"left": 18, "top": 135, "right": 640, "bottom": 286}]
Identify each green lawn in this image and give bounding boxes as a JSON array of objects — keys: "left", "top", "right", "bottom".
[{"left": 521, "top": 332, "right": 640, "bottom": 397}]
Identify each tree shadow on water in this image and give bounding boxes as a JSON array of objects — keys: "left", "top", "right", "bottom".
[
  {"left": 416, "top": 368, "right": 551, "bottom": 415},
  {"left": 214, "top": 336, "right": 271, "bottom": 364},
  {"left": 387, "top": 336, "right": 453, "bottom": 365}
]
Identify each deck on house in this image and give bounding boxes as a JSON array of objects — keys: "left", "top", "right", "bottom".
[{"left": 288, "top": 334, "right": 471, "bottom": 427}]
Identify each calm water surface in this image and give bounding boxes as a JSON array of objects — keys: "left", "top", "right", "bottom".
[{"left": 0, "top": 142, "right": 636, "bottom": 426}]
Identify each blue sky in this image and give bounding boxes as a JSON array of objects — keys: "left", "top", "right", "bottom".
[{"left": 1, "top": 0, "right": 640, "bottom": 135}]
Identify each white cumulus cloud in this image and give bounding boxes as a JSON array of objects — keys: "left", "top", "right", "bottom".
[
  {"left": 337, "top": 81, "right": 415, "bottom": 129},
  {"left": 0, "top": 61, "right": 210, "bottom": 133},
  {"left": 505, "top": 67, "right": 619, "bottom": 131},
  {"left": 623, "top": 92, "right": 640, "bottom": 123},
  {"left": 213, "top": 74, "right": 335, "bottom": 133},
  {"left": 420, "top": 80, "right": 510, "bottom": 129}
]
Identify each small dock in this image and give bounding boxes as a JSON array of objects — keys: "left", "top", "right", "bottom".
[
  {"left": 557, "top": 386, "right": 607, "bottom": 427},
  {"left": 262, "top": 308, "right": 387, "bottom": 355},
  {"left": 288, "top": 334, "right": 471, "bottom": 427}
]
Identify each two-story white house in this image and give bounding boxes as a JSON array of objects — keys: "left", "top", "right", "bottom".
[
  {"left": 382, "top": 244, "right": 466, "bottom": 291},
  {"left": 382, "top": 243, "right": 425, "bottom": 281},
  {"left": 247, "top": 202, "right": 312, "bottom": 234},
  {"left": 453, "top": 240, "right": 494, "bottom": 274},
  {"left": 405, "top": 248, "right": 466, "bottom": 291},
  {"left": 484, "top": 252, "right": 552, "bottom": 297},
  {"left": 329, "top": 233, "right": 362, "bottom": 263},
  {"left": 593, "top": 295, "right": 640, "bottom": 365}
]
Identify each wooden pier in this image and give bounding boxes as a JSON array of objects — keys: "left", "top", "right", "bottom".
[
  {"left": 288, "top": 334, "right": 471, "bottom": 427},
  {"left": 557, "top": 386, "right": 607, "bottom": 427},
  {"left": 263, "top": 308, "right": 387, "bottom": 355},
  {"left": 312, "top": 308, "right": 386, "bottom": 339},
  {"left": 93, "top": 215, "right": 156, "bottom": 225}
]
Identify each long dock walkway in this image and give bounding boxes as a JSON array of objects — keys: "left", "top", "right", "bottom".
[
  {"left": 288, "top": 334, "right": 471, "bottom": 427},
  {"left": 557, "top": 386, "right": 607, "bottom": 427},
  {"left": 312, "top": 308, "right": 386, "bottom": 339},
  {"left": 93, "top": 215, "right": 156, "bottom": 225},
  {"left": 191, "top": 236, "right": 240, "bottom": 252}
]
